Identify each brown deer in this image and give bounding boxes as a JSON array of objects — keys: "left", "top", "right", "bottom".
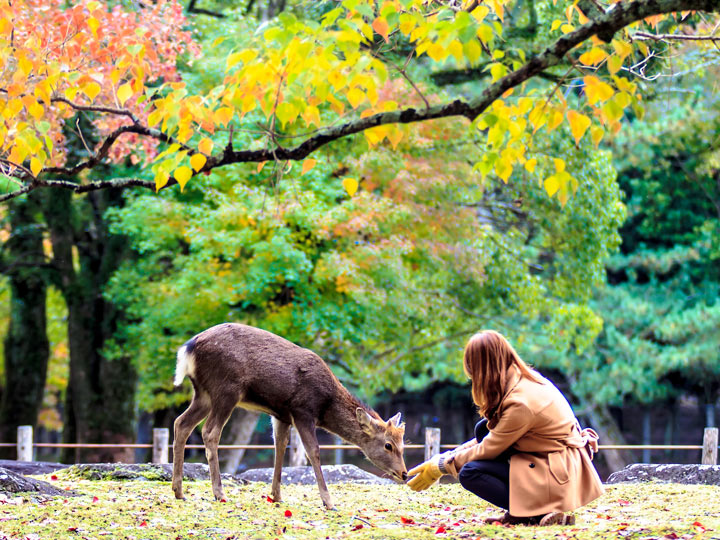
[{"left": 171, "top": 323, "right": 407, "bottom": 509}]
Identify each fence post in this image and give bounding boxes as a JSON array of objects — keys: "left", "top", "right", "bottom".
[
  {"left": 702, "top": 427, "right": 718, "bottom": 465},
  {"left": 424, "top": 427, "right": 441, "bottom": 461},
  {"left": 289, "top": 427, "right": 307, "bottom": 466},
  {"left": 153, "top": 428, "right": 169, "bottom": 464},
  {"left": 17, "top": 426, "right": 33, "bottom": 462}
]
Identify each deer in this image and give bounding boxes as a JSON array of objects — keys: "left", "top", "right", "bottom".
[{"left": 171, "top": 323, "right": 408, "bottom": 509}]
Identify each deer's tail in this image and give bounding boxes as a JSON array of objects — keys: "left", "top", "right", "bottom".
[{"left": 174, "top": 337, "right": 197, "bottom": 386}]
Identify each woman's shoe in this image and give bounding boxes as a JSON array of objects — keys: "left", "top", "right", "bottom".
[
  {"left": 538, "top": 512, "right": 575, "bottom": 526},
  {"left": 484, "top": 512, "right": 539, "bottom": 525}
]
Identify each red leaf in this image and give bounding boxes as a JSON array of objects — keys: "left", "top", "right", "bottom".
[
  {"left": 92, "top": 496, "right": 99, "bottom": 503},
  {"left": 284, "top": 510, "right": 292, "bottom": 517},
  {"left": 351, "top": 524, "right": 364, "bottom": 531},
  {"left": 664, "top": 533, "right": 679, "bottom": 539},
  {"left": 50, "top": 475, "right": 58, "bottom": 481},
  {"left": 376, "top": 508, "right": 389, "bottom": 512},
  {"left": 220, "top": 498, "right": 227, "bottom": 503},
  {"left": 617, "top": 498, "right": 631, "bottom": 506},
  {"left": 400, "top": 517, "right": 415, "bottom": 524},
  {"left": 139, "top": 521, "right": 148, "bottom": 527},
  {"left": 693, "top": 521, "right": 706, "bottom": 531},
  {"left": 436, "top": 526, "right": 447, "bottom": 534},
  {"left": 266, "top": 496, "right": 275, "bottom": 503},
  {"left": 67, "top": 527, "right": 78, "bottom": 532}
]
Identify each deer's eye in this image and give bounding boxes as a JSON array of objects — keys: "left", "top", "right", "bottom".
[{"left": 384, "top": 443, "right": 393, "bottom": 451}]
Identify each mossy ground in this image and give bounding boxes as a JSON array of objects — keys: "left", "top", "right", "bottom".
[{"left": 1, "top": 472, "right": 718, "bottom": 540}]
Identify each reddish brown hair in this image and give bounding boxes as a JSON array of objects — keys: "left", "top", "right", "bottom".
[{"left": 463, "top": 330, "right": 541, "bottom": 421}]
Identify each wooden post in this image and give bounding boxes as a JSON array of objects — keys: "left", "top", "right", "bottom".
[
  {"left": 153, "top": 428, "right": 169, "bottom": 464},
  {"left": 17, "top": 426, "right": 33, "bottom": 462},
  {"left": 333, "top": 435, "right": 344, "bottom": 465},
  {"left": 424, "top": 427, "right": 441, "bottom": 461},
  {"left": 289, "top": 427, "right": 307, "bottom": 466},
  {"left": 702, "top": 427, "right": 718, "bottom": 465}
]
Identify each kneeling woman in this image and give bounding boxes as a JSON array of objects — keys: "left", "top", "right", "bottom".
[{"left": 408, "top": 330, "right": 604, "bottom": 526}]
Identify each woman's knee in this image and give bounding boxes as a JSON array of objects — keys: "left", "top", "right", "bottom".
[{"left": 474, "top": 418, "right": 489, "bottom": 442}]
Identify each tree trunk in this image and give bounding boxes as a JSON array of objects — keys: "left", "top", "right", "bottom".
[
  {"left": 44, "top": 189, "right": 136, "bottom": 463},
  {"left": 0, "top": 193, "right": 50, "bottom": 457},
  {"left": 219, "top": 408, "right": 260, "bottom": 473}
]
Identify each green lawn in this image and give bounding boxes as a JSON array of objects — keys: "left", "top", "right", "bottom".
[{"left": 1, "top": 472, "right": 719, "bottom": 539}]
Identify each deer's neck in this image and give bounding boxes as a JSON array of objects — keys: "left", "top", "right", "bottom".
[{"left": 319, "top": 389, "right": 373, "bottom": 447}]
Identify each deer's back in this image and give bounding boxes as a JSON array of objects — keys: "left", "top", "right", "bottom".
[{"left": 187, "top": 323, "right": 339, "bottom": 423}]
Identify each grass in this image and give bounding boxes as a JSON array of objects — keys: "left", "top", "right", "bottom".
[{"left": 1, "top": 471, "right": 719, "bottom": 540}]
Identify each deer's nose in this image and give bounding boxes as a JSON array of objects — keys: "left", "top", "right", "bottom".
[{"left": 401, "top": 471, "right": 408, "bottom": 481}]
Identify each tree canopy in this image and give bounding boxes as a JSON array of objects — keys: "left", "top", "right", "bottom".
[{"left": 2, "top": 0, "right": 720, "bottom": 205}]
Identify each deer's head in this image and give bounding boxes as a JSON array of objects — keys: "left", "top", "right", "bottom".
[{"left": 356, "top": 408, "right": 407, "bottom": 483}]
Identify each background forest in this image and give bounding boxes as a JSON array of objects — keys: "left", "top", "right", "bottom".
[{"left": 0, "top": 0, "right": 718, "bottom": 481}]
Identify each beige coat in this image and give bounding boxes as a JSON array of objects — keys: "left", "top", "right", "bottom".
[{"left": 451, "top": 369, "right": 605, "bottom": 517}]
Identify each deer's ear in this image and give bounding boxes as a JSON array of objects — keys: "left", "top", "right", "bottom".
[
  {"left": 388, "top": 412, "right": 404, "bottom": 430},
  {"left": 356, "top": 408, "right": 376, "bottom": 434}
]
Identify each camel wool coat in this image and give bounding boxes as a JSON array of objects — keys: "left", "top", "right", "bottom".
[{"left": 450, "top": 369, "right": 605, "bottom": 517}]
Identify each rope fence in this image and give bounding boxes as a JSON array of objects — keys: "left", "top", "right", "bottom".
[{"left": 7, "top": 425, "right": 718, "bottom": 467}]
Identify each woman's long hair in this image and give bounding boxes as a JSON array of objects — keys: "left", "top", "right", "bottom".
[{"left": 463, "top": 330, "right": 541, "bottom": 422}]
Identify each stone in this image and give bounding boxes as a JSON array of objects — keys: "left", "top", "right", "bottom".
[
  {"left": 606, "top": 463, "right": 720, "bottom": 485},
  {"left": 238, "top": 464, "right": 394, "bottom": 485},
  {"left": 64, "top": 463, "right": 245, "bottom": 483},
  {"left": 0, "top": 466, "right": 71, "bottom": 496},
  {"left": 0, "top": 460, "right": 70, "bottom": 476}
]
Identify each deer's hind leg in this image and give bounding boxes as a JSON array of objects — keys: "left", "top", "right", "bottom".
[
  {"left": 270, "top": 417, "right": 291, "bottom": 502},
  {"left": 173, "top": 392, "right": 211, "bottom": 500},
  {"left": 201, "top": 398, "right": 236, "bottom": 501}
]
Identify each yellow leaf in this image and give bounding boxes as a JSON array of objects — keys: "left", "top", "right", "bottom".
[
  {"left": 524, "top": 158, "right": 537, "bottom": 172},
  {"left": 190, "top": 153, "right": 207, "bottom": 172},
  {"left": 544, "top": 175, "right": 560, "bottom": 196},
  {"left": 87, "top": 1, "right": 101, "bottom": 11},
  {"left": 83, "top": 82, "right": 101, "bottom": 102},
  {"left": 561, "top": 24, "right": 575, "bottom": 34},
  {"left": 302, "top": 105, "right": 321, "bottom": 126},
  {"left": 490, "top": 63, "right": 507, "bottom": 82},
  {"left": 387, "top": 126, "right": 403, "bottom": 149},
  {"left": 28, "top": 102, "right": 44, "bottom": 120},
  {"left": 199, "top": 137, "right": 214, "bottom": 155},
  {"left": 87, "top": 16, "right": 100, "bottom": 37},
  {"left": 553, "top": 158, "right": 565, "bottom": 173},
  {"left": 490, "top": 0, "right": 504, "bottom": 21},
  {"left": 257, "top": 161, "right": 266, "bottom": 173},
  {"left": 18, "top": 55, "right": 33, "bottom": 76},
  {"left": 551, "top": 19, "right": 562, "bottom": 31},
  {"left": 448, "top": 40, "right": 464, "bottom": 63},
  {"left": 301, "top": 159, "right": 316, "bottom": 175},
  {"left": 612, "top": 39, "right": 633, "bottom": 59},
  {"left": 584, "top": 75, "right": 615, "bottom": 105},
  {"left": 147, "top": 109, "right": 163, "bottom": 127},
  {"left": 607, "top": 55, "right": 623, "bottom": 75},
  {"left": 567, "top": 110, "right": 591, "bottom": 145},
  {"left": 226, "top": 52, "right": 244, "bottom": 71},
  {"left": 548, "top": 109, "right": 564, "bottom": 131},
  {"left": 471, "top": 5, "right": 490, "bottom": 22},
  {"left": 477, "top": 24, "right": 493, "bottom": 44},
  {"left": 342, "top": 177, "right": 359, "bottom": 197},
  {"left": 427, "top": 43, "right": 447, "bottom": 62},
  {"left": 214, "top": 106, "right": 234, "bottom": 127},
  {"left": 30, "top": 157, "right": 42, "bottom": 177},
  {"left": 591, "top": 125, "right": 604, "bottom": 147},
  {"left": 346, "top": 87, "right": 366, "bottom": 109},
  {"left": 155, "top": 170, "right": 169, "bottom": 191},
  {"left": 117, "top": 83, "right": 133, "bottom": 106},
  {"left": 464, "top": 40, "right": 482, "bottom": 65},
  {"left": 174, "top": 166, "right": 192, "bottom": 191},
  {"left": 495, "top": 159, "right": 512, "bottom": 183},
  {"left": 372, "top": 16, "right": 389, "bottom": 43},
  {"left": 579, "top": 47, "right": 608, "bottom": 66}
]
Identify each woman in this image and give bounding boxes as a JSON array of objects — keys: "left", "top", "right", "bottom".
[{"left": 407, "top": 330, "right": 604, "bottom": 526}]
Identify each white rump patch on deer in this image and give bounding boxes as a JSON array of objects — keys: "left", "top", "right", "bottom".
[{"left": 174, "top": 345, "right": 195, "bottom": 386}]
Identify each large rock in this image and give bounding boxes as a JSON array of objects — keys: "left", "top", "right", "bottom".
[
  {"left": 0, "top": 466, "right": 70, "bottom": 496},
  {"left": 64, "top": 463, "right": 243, "bottom": 483},
  {"left": 0, "top": 460, "right": 70, "bottom": 476},
  {"left": 606, "top": 463, "right": 720, "bottom": 485},
  {"left": 238, "top": 464, "right": 394, "bottom": 485}
]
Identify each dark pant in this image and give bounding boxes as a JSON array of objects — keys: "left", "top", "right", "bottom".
[{"left": 457, "top": 419, "right": 511, "bottom": 510}]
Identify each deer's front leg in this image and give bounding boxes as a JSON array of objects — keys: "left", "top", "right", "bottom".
[
  {"left": 294, "top": 417, "right": 334, "bottom": 510},
  {"left": 270, "top": 417, "right": 291, "bottom": 502}
]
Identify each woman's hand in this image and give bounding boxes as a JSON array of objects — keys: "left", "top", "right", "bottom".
[{"left": 407, "top": 451, "right": 456, "bottom": 491}]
